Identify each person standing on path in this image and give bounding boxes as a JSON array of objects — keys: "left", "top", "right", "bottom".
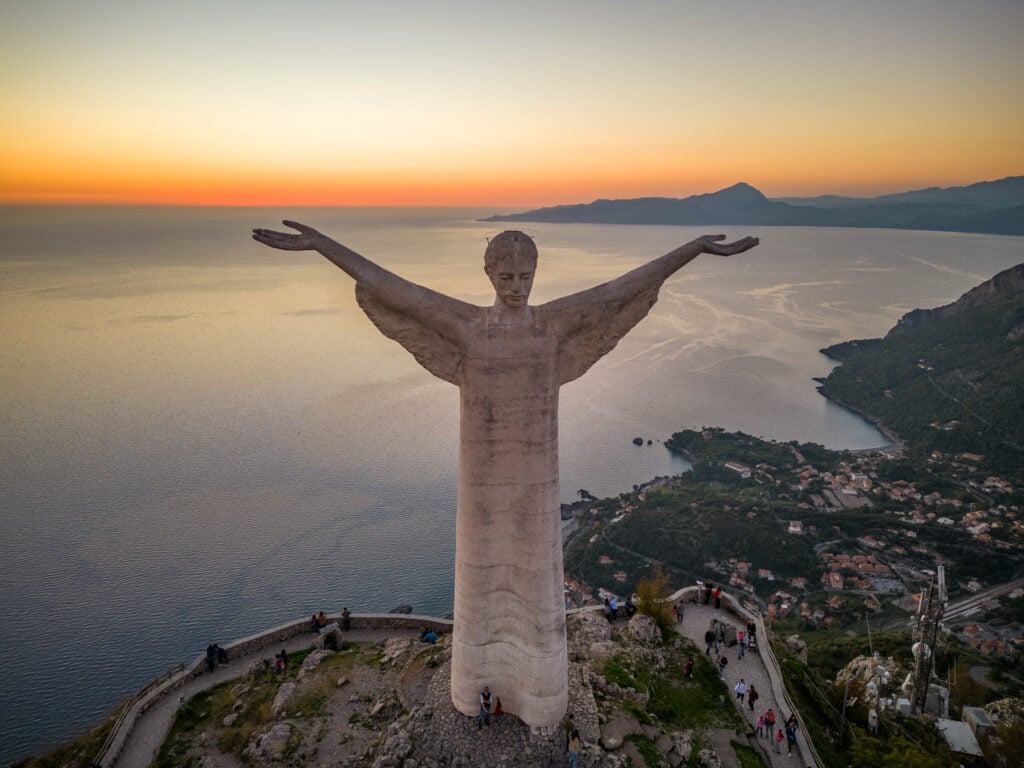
[
  {"left": 476, "top": 686, "right": 493, "bottom": 729},
  {"left": 747, "top": 684, "right": 759, "bottom": 713},
  {"left": 737, "top": 630, "right": 746, "bottom": 659},
  {"left": 734, "top": 678, "right": 747, "bottom": 703},
  {"left": 764, "top": 708, "right": 776, "bottom": 740},
  {"left": 567, "top": 728, "right": 581, "bottom": 768},
  {"left": 786, "top": 721, "right": 798, "bottom": 756},
  {"left": 705, "top": 627, "right": 715, "bottom": 655},
  {"left": 717, "top": 652, "right": 729, "bottom": 681},
  {"left": 774, "top": 728, "right": 784, "bottom": 754}
]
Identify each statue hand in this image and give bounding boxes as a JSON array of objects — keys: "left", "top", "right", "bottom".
[
  {"left": 697, "top": 234, "right": 760, "bottom": 257},
  {"left": 252, "top": 220, "right": 325, "bottom": 251}
]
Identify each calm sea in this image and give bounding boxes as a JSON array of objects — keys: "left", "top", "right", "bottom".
[{"left": 1, "top": 206, "right": 1021, "bottom": 763}]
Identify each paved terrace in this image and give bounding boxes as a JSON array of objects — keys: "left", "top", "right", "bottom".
[
  {"left": 105, "top": 594, "right": 820, "bottom": 768},
  {"left": 668, "top": 586, "right": 819, "bottom": 768}
]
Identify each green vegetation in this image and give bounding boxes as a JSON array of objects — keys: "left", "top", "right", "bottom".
[
  {"left": 820, "top": 283, "right": 1024, "bottom": 485},
  {"left": 156, "top": 644, "right": 371, "bottom": 767},
  {"left": 732, "top": 740, "right": 769, "bottom": 768},
  {"left": 636, "top": 564, "right": 675, "bottom": 635},
  {"left": 625, "top": 733, "right": 665, "bottom": 766},
  {"left": 601, "top": 640, "right": 744, "bottom": 732}
]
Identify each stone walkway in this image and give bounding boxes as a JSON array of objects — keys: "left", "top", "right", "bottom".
[
  {"left": 113, "top": 628, "right": 418, "bottom": 768},
  {"left": 113, "top": 608, "right": 812, "bottom": 768},
  {"left": 673, "top": 601, "right": 808, "bottom": 768}
]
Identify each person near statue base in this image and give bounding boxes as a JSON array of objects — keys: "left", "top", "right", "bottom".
[{"left": 253, "top": 223, "right": 758, "bottom": 730}]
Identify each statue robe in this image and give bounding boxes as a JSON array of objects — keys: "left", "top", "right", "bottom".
[{"left": 355, "top": 274, "right": 661, "bottom": 729}]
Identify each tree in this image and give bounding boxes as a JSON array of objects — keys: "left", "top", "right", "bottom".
[{"left": 635, "top": 564, "right": 674, "bottom": 635}]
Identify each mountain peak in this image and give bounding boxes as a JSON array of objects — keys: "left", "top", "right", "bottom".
[{"left": 705, "top": 182, "right": 768, "bottom": 203}]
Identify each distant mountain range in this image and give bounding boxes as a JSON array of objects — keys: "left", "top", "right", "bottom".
[{"left": 484, "top": 176, "right": 1024, "bottom": 235}]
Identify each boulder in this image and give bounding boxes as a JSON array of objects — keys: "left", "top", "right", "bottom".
[
  {"left": 626, "top": 614, "right": 662, "bottom": 646},
  {"left": 244, "top": 723, "right": 292, "bottom": 761},
  {"left": 298, "top": 649, "right": 331, "bottom": 680},
  {"left": 600, "top": 712, "right": 640, "bottom": 750},
  {"left": 272, "top": 682, "right": 296, "bottom": 717},
  {"left": 698, "top": 748, "right": 722, "bottom": 768}
]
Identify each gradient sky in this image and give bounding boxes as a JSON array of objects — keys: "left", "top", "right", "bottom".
[{"left": 2, "top": 0, "right": 1023, "bottom": 206}]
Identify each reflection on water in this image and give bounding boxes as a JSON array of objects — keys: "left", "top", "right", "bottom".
[{"left": 1, "top": 206, "right": 1022, "bottom": 762}]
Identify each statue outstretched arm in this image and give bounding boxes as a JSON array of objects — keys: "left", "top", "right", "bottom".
[
  {"left": 581, "top": 234, "right": 758, "bottom": 315},
  {"left": 546, "top": 235, "right": 758, "bottom": 384},
  {"left": 253, "top": 221, "right": 477, "bottom": 347}
]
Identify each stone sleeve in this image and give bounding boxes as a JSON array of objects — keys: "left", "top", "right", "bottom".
[
  {"left": 545, "top": 281, "right": 662, "bottom": 385},
  {"left": 354, "top": 283, "right": 473, "bottom": 384}
]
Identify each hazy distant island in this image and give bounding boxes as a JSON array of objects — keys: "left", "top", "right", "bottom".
[{"left": 484, "top": 176, "right": 1024, "bottom": 235}]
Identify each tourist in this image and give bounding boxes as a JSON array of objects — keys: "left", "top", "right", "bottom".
[
  {"left": 317, "top": 610, "right": 327, "bottom": 629},
  {"left": 420, "top": 627, "right": 438, "bottom": 644},
  {"left": 786, "top": 721, "right": 798, "bottom": 756},
  {"left": 215, "top": 643, "right": 227, "bottom": 664},
  {"left": 764, "top": 709, "right": 776, "bottom": 740},
  {"left": 624, "top": 595, "right": 636, "bottom": 617},
  {"left": 274, "top": 653, "right": 284, "bottom": 675},
  {"left": 704, "top": 626, "right": 715, "bottom": 655},
  {"left": 755, "top": 714, "right": 765, "bottom": 738},
  {"left": 476, "top": 686, "right": 493, "bottom": 728},
  {"left": 493, "top": 696, "right": 503, "bottom": 718},
  {"left": 713, "top": 585, "right": 722, "bottom": 610},
  {"left": 205, "top": 643, "right": 216, "bottom": 673},
  {"left": 603, "top": 598, "right": 613, "bottom": 623},
  {"left": 676, "top": 600, "right": 685, "bottom": 623},
  {"left": 746, "top": 619, "right": 756, "bottom": 640},
  {"left": 563, "top": 711, "right": 576, "bottom": 754},
  {"left": 704, "top": 582, "right": 713, "bottom": 606},
  {"left": 309, "top": 613, "right": 319, "bottom": 632},
  {"left": 747, "top": 684, "right": 759, "bottom": 712},
  {"left": 280, "top": 648, "right": 288, "bottom": 671},
  {"left": 734, "top": 678, "right": 747, "bottom": 703},
  {"left": 341, "top": 606, "right": 351, "bottom": 631},
  {"left": 609, "top": 596, "right": 619, "bottom": 621},
  {"left": 684, "top": 656, "right": 694, "bottom": 680},
  {"left": 717, "top": 652, "right": 728, "bottom": 681},
  {"left": 567, "top": 728, "right": 581, "bottom": 768},
  {"left": 774, "top": 728, "right": 784, "bottom": 754},
  {"left": 737, "top": 630, "right": 746, "bottom": 659}
]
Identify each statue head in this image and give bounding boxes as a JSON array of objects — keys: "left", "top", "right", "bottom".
[{"left": 484, "top": 231, "right": 537, "bottom": 309}]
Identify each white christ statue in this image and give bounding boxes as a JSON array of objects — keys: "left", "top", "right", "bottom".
[{"left": 252, "top": 223, "right": 758, "bottom": 730}]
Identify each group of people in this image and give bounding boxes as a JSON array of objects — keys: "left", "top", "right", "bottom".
[
  {"left": 697, "top": 581, "right": 723, "bottom": 610},
  {"left": 204, "top": 642, "right": 228, "bottom": 672},
  {"left": 274, "top": 648, "right": 289, "bottom": 675},
  {"left": 308, "top": 607, "right": 353, "bottom": 633},
  {"left": 602, "top": 594, "right": 638, "bottom": 622},
  {"left": 756, "top": 709, "right": 800, "bottom": 756},
  {"left": 475, "top": 686, "right": 502, "bottom": 728},
  {"left": 733, "top": 678, "right": 759, "bottom": 712}
]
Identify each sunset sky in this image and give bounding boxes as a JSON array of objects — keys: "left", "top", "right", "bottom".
[{"left": 3, "top": 0, "right": 1023, "bottom": 206}]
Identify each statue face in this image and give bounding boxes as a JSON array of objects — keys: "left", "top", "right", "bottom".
[{"left": 486, "top": 251, "right": 535, "bottom": 309}]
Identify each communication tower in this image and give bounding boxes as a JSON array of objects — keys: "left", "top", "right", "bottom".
[{"left": 910, "top": 565, "right": 947, "bottom": 715}]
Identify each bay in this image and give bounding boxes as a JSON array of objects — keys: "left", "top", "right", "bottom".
[{"left": 1, "top": 205, "right": 1021, "bottom": 763}]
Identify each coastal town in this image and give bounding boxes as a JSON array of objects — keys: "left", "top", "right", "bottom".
[{"left": 563, "top": 427, "right": 1023, "bottom": 661}]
